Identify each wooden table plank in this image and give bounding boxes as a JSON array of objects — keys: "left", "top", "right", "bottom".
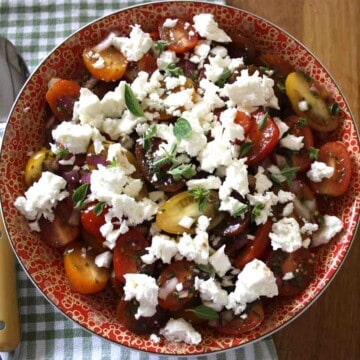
[{"left": 226, "top": 1, "right": 359, "bottom": 359}]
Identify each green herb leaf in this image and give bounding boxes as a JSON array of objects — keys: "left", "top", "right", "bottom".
[
  {"left": 168, "top": 163, "right": 196, "bottom": 180},
  {"left": 251, "top": 203, "right": 264, "bottom": 222},
  {"left": 164, "top": 63, "right": 184, "bottom": 77},
  {"left": 152, "top": 143, "right": 178, "bottom": 169},
  {"left": 154, "top": 40, "right": 167, "bottom": 54},
  {"left": 232, "top": 203, "right": 248, "bottom": 217},
  {"left": 196, "top": 263, "right": 215, "bottom": 275},
  {"left": 55, "top": 148, "right": 69, "bottom": 159},
  {"left": 239, "top": 142, "right": 253, "bottom": 157},
  {"left": 189, "top": 186, "right": 210, "bottom": 213},
  {"left": 281, "top": 165, "right": 299, "bottom": 186},
  {"left": 72, "top": 183, "right": 89, "bottom": 209},
  {"left": 143, "top": 125, "right": 157, "bottom": 151},
  {"left": 93, "top": 201, "right": 106, "bottom": 216},
  {"left": 276, "top": 82, "right": 286, "bottom": 93},
  {"left": 296, "top": 117, "right": 308, "bottom": 128},
  {"left": 308, "top": 146, "right": 319, "bottom": 161},
  {"left": 215, "top": 67, "right": 231, "bottom": 88},
  {"left": 174, "top": 118, "right": 192, "bottom": 140},
  {"left": 258, "top": 113, "right": 269, "bottom": 131},
  {"left": 186, "top": 305, "right": 219, "bottom": 320},
  {"left": 329, "top": 102, "right": 340, "bottom": 116},
  {"left": 124, "top": 84, "right": 144, "bottom": 117},
  {"left": 107, "top": 157, "right": 117, "bottom": 168}
]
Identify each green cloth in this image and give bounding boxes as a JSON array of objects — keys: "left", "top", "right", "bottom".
[{"left": 0, "top": 1, "right": 278, "bottom": 359}]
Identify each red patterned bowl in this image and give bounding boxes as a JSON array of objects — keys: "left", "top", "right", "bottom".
[{"left": 1, "top": 1, "right": 359, "bottom": 356}]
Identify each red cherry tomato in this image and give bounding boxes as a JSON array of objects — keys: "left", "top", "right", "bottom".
[
  {"left": 234, "top": 110, "right": 252, "bottom": 138},
  {"left": 116, "top": 298, "right": 168, "bottom": 335},
  {"left": 309, "top": 141, "right": 352, "bottom": 197},
  {"left": 39, "top": 199, "right": 80, "bottom": 248},
  {"left": 80, "top": 202, "right": 107, "bottom": 243},
  {"left": 45, "top": 79, "right": 80, "bottom": 121},
  {"left": 246, "top": 112, "right": 280, "bottom": 165},
  {"left": 234, "top": 220, "right": 272, "bottom": 269},
  {"left": 267, "top": 248, "right": 315, "bottom": 297},
  {"left": 216, "top": 301, "right": 264, "bottom": 335},
  {"left": 285, "top": 115, "right": 314, "bottom": 172},
  {"left": 159, "top": 19, "right": 199, "bottom": 54},
  {"left": 157, "top": 260, "right": 196, "bottom": 311},
  {"left": 123, "top": 53, "right": 158, "bottom": 83},
  {"left": 113, "top": 230, "right": 149, "bottom": 283},
  {"left": 259, "top": 54, "right": 296, "bottom": 76}
]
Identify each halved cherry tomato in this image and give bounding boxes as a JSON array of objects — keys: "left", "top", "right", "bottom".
[
  {"left": 80, "top": 201, "right": 107, "bottom": 243},
  {"left": 246, "top": 112, "right": 280, "bottom": 165},
  {"left": 156, "top": 190, "right": 224, "bottom": 235},
  {"left": 234, "top": 110, "right": 251, "bottom": 138},
  {"left": 113, "top": 230, "right": 149, "bottom": 283},
  {"left": 159, "top": 19, "right": 199, "bottom": 54},
  {"left": 227, "top": 33, "right": 257, "bottom": 64},
  {"left": 285, "top": 72, "right": 338, "bottom": 132},
  {"left": 82, "top": 46, "right": 128, "bottom": 82},
  {"left": 309, "top": 141, "right": 352, "bottom": 196},
  {"left": 25, "top": 149, "right": 56, "bottom": 186},
  {"left": 45, "top": 79, "right": 80, "bottom": 121},
  {"left": 285, "top": 115, "right": 314, "bottom": 172},
  {"left": 267, "top": 248, "right": 315, "bottom": 297},
  {"left": 123, "top": 53, "right": 157, "bottom": 83},
  {"left": 116, "top": 298, "right": 168, "bottom": 334},
  {"left": 63, "top": 242, "right": 110, "bottom": 294},
  {"left": 39, "top": 199, "right": 80, "bottom": 248},
  {"left": 216, "top": 301, "right": 264, "bottom": 335},
  {"left": 259, "top": 54, "right": 295, "bottom": 76},
  {"left": 157, "top": 260, "right": 196, "bottom": 311},
  {"left": 234, "top": 220, "right": 272, "bottom": 269}
]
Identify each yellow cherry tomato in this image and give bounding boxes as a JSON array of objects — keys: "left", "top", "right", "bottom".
[{"left": 25, "top": 149, "right": 55, "bottom": 186}]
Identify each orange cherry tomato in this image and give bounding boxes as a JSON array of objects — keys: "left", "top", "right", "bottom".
[
  {"left": 309, "top": 141, "right": 352, "bottom": 197},
  {"left": 113, "top": 230, "right": 149, "bottom": 283},
  {"left": 45, "top": 79, "right": 80, "bottom": 121},
  {"left": 82, "top": 46, "right": 128, "bottom": 82},
  {"left": 216, "top": 301, "right": 264, "bottom": 335},
  {"left": 63, "top": 242, "right": 110, "bottom": 294},
  {"left": 234, "top": 220, "right": 272, "bottom": 269},
  {"left": 157, "top": 260, "right": 196, "bottom": 311},
  {"left": 159, "top": 19, "right": 199, "bottom": 54},
  {"left": 246, "top": 112, "right": 280, "bottom": 165}
]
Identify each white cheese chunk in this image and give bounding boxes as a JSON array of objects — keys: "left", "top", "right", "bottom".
[
  {"left": 14, "top": 172, "right": 69, "bottom": 228},
  {"left": 163, "top": 18, "right": 178, "bottom": 28},
  {"left": 159, "top": 318, "right": 201, "bottom": 345},
  {"left": 312, "top": 215, "right": 343, "bottom": 247},
  {"left": 255, "top": 166, "right": 273, "bottom": 194},
  {"left": 247, "top": 192, "right": 278, "bottom": 225},
  {"left": 273, "top": 116, "right": 290, "bottom": 139},
  {"left": 280, "top": 134, "right": 304, "bottom": 151},
  {"left": 193, "top": 13, "right": 232, "bottom": 42},
  {"left": 94, "top": 251, "right": 113, "bottom": 268},
  {"left": 194, "top": 277, "right": 229, "bottom": 311},
  {"left": 269, "top": 217, "right": 303, "bottom": 252},
  {"left": 123, "top": 274, "right": 159, "bottom": 319},
  {"left": 186, "top": 175, "right": 221, "bottom": 190},
  {"left": 307, "top": 161, "right": 334, "bottom": 182},
  {"left": 209, "top": 245, "right": 232, "bottom": 277},
  {"left": 298, "top": 100, "right": 309, "bottom": 112},
  {"left": 141, "top": 234, "right": 178, "bottom": 264},
  {"left": 227, "top": 259, "right": 278, "bottom": 315},
  {"left": 156, "top": 50, "right": 179, "bottom": 70},
  {"left": 178, "top": 215, "right": 195, "bottom": 229}
]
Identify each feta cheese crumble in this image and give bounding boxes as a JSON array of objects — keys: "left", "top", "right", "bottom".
[
  {"left": 307, "top": 161, "right": 334, "bottom": 182},
  {"left": 160, "top": 318, "right": 201, "bottom": 345},
  {"left": 193, "top": 13, "right": 232, "bottom": 42}
]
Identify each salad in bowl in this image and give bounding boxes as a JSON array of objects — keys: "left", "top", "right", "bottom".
[{"left": 1, "top": 1, "right": 359, "bottom": 355}]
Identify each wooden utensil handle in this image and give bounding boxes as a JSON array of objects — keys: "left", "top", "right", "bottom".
[{"left": 0, "top": 219, "right": 21, "bottom": 352}]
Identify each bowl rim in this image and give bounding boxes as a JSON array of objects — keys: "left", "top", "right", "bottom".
[{"left": 1, "top": 0, "right": 359, "bottom": 356}]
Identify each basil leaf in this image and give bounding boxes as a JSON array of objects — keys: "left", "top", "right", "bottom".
[
  {"left": 168, "top": 163, "right": 196, "bottom": 180},
  {"left": 239, "top": 142, "right": 253, "bottom": 157},
  {"left": 174, "top": 117, "right": 192, "bottom": 140},
  {"left": 124, "top": 84, "right": 144, "bottom": 117},
  {"left": 215, "top": 67, "right": 231, "bottom": 88},
  {"left": 187, "top": 305, "right": 218, "bottom": 320},
  {"left": 93, "top": 201, "right": 106, "bottom": 216},
  {"left": 72, "top": 183, "right": 89, "bottom": 209}
]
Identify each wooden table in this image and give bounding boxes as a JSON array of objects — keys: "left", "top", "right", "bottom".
[{"left": 226, "top": 1, "right": 360, "bottom": 359}]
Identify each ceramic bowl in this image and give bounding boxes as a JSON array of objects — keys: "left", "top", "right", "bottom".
[{"left": 1, "top": 1, "right": 359, "bottom": 356}]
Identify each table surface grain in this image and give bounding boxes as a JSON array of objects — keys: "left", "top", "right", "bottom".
[{"left": 226, "top": 1, "right": 359, "bottom": 359}]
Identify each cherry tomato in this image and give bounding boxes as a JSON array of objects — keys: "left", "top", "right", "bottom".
[
  {"left": 45, "top": 79, "right": 80, "bottom": 121},
  {"left": 80, "top": 201, "right": 107, "bottom": 243},
  {"left": 63, "top": 242, "right": 110, "bottom": 294},
  {"left": 25, "top": 149, "right": 56, "bottom": 186},
  {"left": 285, "top": 115, "right": 314, "bottom": 172},
  {"left": 82, "top": 46, "right": 128, "bottom": 82},
  {"left": 267, "top": 248, "right": 315, "bottom": 297},
  {"left": 213, "top": 211, "right": 250, "bottom": 238},
  {"left": 156, "top": 190, "right": 224, "bottom": 235},
  {"left": 113, "top": 230, "right": 149, "bottom": 283},
  {"left": 39, "top": 199, "right": 80, "bottom": 248},
  {"left": 227, "top": 33, "right": 257, "bottom": 64},
  {"left": 259, "top": 54, "right": 295, "bottom": 76},
  {"left": 157, "top": 260, "right": 196, "bottom": 311},
  {"left": 309, "top": 141, "right": 352, "bottom": 196},
  {"left": 246, "top": 112, "right": 280, "bottom": 165},
  {"left": 159, "top": 19, "right": 199, "bottom": 54},
  {"left": 285, "top": 72, "right": 338, "bottom": 132},
  {"left": 123, "top": 53, "right": 157, "bottom": 83},
  {"left": 116, "top": 298, "right": 168, "bottom": 335},
  {"left": 234, "top": 220, "right": 272, "bottom": 269},
  {"left": 216, "top": 301, "right": 264, "bottom": 335}
]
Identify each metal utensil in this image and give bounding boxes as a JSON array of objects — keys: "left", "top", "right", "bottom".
[{"left": 0, "top": 36, "right": 28, "bottom": 352}]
